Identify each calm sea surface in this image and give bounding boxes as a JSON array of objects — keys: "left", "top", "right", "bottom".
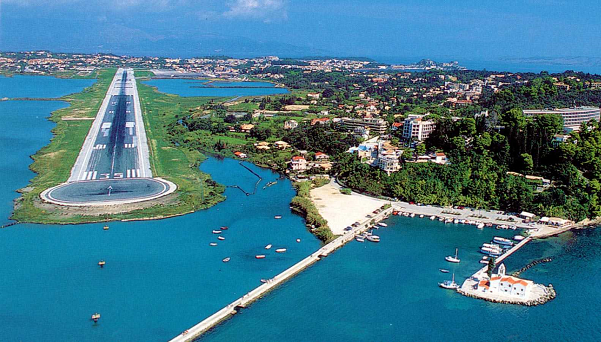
[
  {"left": 0, "top": 75, "right": 317, "bottom": 341},
  {"left": 143, "top": 79, "right": 289, "bottom": 97},
  {"left": 1, "top": 75, "right": 600, "bottom": 342}
]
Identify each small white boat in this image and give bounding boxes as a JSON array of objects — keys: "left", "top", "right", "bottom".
[
  {"left": 209, "top": 242, "right": 218, "bottom": 246},
  {"left": 366, "top": 235, "right": 380, "bottom": 242},
  {"left": 493, "top": 236, "right": 513, "bottom": 246},
  {"left": 218, "top": 236, "right": 225, "bottom": 241},
  {"left": 274, "top": 215, "right": 282, "bottom": 219},
  {"left": 265, "top": 244, "right": 272, "bottom": 250},
  {"left": 445, "top": 248, "right": 460, "bottom": 263},
  {"left": 477, "top": 223, "right": 485, "bottom": 229},
  {"left": 212, "top": 230, "right": 222, "bottom": 234},
  {"left": 275, "top": 248, "right": 287, "bottom": 253},
  {"left": 410, "top": 213, "right": 415, "bottom": 218},
  {"left": 514, "top": 235, "right": 526, "bottom": 241},
  {"left": 430, "top": 215, "right": 436, "bottom": 220},
  {"left": 439, "top": 269, "right": 450, "bottom": 273},
  {"left": 255, "top": 255, "right": 266, "bottom": 259},
  {"left": 296, "top": 239, "right": 301, "bottom": 243},
  {"left": 378, "top": 222, "right": 388, "bottom": 227},
  {"left": 482, "top": 243, "right": 501, "bottom": 249},
  {"left": 439, "top": 273, "right": 459, "bottom": 290},
  {"left": 355, "top": 236, "right": 365, "bottom": 242},
  {"left": 419, "top": 214, "right": 424, "bottom": 218},
  {"left": 222, "top": 257, "right": 231, "bottom": 263}
]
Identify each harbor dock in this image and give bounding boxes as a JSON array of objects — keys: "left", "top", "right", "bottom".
[
  {"left": 169, "top": 206, "right": 394, "bottom": 342},
  {"left": 458, "top": 237, "right": 556, "bottom": 306}
]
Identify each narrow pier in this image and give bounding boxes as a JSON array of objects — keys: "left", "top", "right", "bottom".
[{"left": 169, "top": 206, "right": 394, "bottom": 342}]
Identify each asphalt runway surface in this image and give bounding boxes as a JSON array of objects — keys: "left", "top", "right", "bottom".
[{"left": 43, "top": 178, "right": 172, "bottom": 205}]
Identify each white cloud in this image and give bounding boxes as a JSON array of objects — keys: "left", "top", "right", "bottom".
[{"left": 223, "top": 0, "right": 287, "bottom": 21}]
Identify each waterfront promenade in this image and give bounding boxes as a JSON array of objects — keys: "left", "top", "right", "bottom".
[{"left": 169, "top": 206, "right": 393, "bottom": 341}]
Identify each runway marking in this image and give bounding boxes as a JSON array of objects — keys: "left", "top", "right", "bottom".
[
  {"left": 100, "top": 173, "right": 109, "bottom": 179},
  {"left": 136, "top": 169, "right": 140, "bottom": 178},
  {"left": 92, "top": 171, "right": 97, "bottom": 180},
  {"left": 127, "top": 169, "right": 131, "bottom": 178},
  {"left": 86, "top": 171, "right": 93, "bottom": 180},
  {"left": 114, "top": 173, "right": 123, "bottom": 179}
]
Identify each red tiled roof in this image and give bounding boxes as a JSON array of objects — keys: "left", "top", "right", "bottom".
[{"left": 292, "top": 156, "right": 305, "bottom": 161}]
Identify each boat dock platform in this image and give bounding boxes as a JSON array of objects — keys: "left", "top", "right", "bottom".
[
  {"left": 458, "top": 236, "right": 556, "bottom": 306},
  {"left": 170, "top": 206, "right": 394, "bottom": 342}
]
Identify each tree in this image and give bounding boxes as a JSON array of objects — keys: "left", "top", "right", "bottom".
[
  {"left": 487, "top": 258, "right": 495, "bottom": 278},
  {"left": 322, "top": 88, "right": 335, "bottom": 98},
  {"left": 520, "top": 153, "right": 534, "bottom": 173}
]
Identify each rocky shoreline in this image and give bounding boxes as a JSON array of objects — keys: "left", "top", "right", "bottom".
[{"left": 458, "top": 284, "right": 556, "bottom": 306}]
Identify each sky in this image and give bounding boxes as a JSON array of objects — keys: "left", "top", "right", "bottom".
[{"left": 1, "top": 0, "right": 601, "bottom": 66}]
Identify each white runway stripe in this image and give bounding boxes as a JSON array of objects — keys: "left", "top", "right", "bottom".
[
  {"left": 86, "top": 171, "right": 93, "bottom": 180},
  {"left": 92, "top": 171, "right": 97, "bottom": 179},
  {"left": 136, "top": 169, "right": 140, "bottom": 178},
  {"left": 127, "top": 169, "right": 131, "bottom": 178},
  {"left": 82, "top": 171, "right": 89, "bottom": 180}
]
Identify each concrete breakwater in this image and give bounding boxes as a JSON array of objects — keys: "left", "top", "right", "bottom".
[
  {"left": 512, "top": 257, "right": 553, "bottom": 277},
  {"left": 170, "top": 206, "right": 393, "bottom": 342},
  {"left": 458, "top": 284, "right": 556, "bottom": 306}
]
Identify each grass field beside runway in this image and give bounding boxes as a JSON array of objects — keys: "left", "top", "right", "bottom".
[{"left": 13, "top": 70, "right": 225, "bottom": 224}]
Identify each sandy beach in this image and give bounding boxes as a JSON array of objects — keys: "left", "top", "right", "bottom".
[{"left": 310, "top": 179, "right": 572, "bottom": 239}]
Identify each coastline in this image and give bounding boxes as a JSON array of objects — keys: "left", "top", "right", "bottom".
[
  {"left": 9, "top": 70, "right": 226, "bottom": 225},
  {"left": 310, "top": 179, "right": 576, "bottom": 240}
]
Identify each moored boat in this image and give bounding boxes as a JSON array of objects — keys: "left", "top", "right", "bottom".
[
  {"left": 255, "top": 255, "right": 266, "bottom": 259},
  {"left": 220, "top": 226, "right": 229, "bottom": 230},
  {"left": 275, "top": 248, "right": 287, "bottom": 253},
  {"left": 445, "top": 248, "right": 460, "bottom": 263},
  {"left": 430, "top": 215, "right": 436, "bottom": 220},
  {"left": 477, "top": 223, "right": 485, "bottom": 229},
  {"left": 439, "top": 269, "right": 450, "bottom": 273},
  {"left": 439, "top": 273, "right": 459, "bottom": 290},
  {"left": 98, "top": 260, "right": 106, "bottom": 268},
  {"left": 218, "top": 236, "right": 225, "bottom": 240},
  {"left": 209, "top": 242, "right": 218, "bottom": 246},
  {"left": 91, "top": 313, "right": 101, "bottom": 322},
  {"left": 212, "top": 230, "right": 222, "bottom": 234},
  {"left": 355, "top": 236, "right": 365, "bottom": 242},
  {"left": 296, "top": 239, "right": 301, "bottom": 243},
  {"left": 419, "top": 214, "right": 424, "bottom": 218},
  {"left": 274, "top": 215, "right": 282, "bottom": 219},
  {"left": 366, "top": 235, "right": 380, "bottom": 242},
  {"left": 222, "top": 257, "right": 231, "bottom": 263},
  {"left": 265, "top": 244, "right": 272, "bottom": 249},
  {"left": 378, "top": 222, "right": 388, "bottom": 227},
  {"left": 103, "top": 225, "right": 109, "bottom": 231},
  {"left": 514, "top": 235, "right": 526, "bottom": 241},
  {"left": 493, "top": 236, "right": 513, "bottom": 246}
]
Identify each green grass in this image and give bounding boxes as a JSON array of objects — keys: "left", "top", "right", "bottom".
[{"left": 12, "top": 69, "right": 226, "bottom": 224}]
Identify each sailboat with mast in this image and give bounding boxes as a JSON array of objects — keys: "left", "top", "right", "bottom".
[
  {"left": 439, "top": 273, "right": 459, "bottom": 289},
  {"left": 445, "top": 248, "right": 461, "bottom": 263}
]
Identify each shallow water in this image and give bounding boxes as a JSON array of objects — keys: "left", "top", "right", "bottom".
[
  {"left": 0, "top": 75, "right": 318, "bottom": 341},
  {"left": 143, "top": 79, "right": 289, "bottom": 97},
  {"left": 201, "top": 217, "right": 601, "bottom": 342}
]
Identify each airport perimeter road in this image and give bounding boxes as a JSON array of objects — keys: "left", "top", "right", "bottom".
[{"left": 69, "top": 68, "right": 152, "bottom": 182}]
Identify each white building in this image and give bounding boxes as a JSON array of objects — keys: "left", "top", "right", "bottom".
[
  {"left": 477, "top": 264, "right": 533, "bottom": 298},
  {"left": 402, "top": 115, "right": 436, "bottom": 141},
  {"left": 377, "top": 149, "right": 401, "bottom": 175},
  {"left": 284, "top": 120, "right": 298, "bottom": 130},
  {"left": 523, "top": 107, "right": 601, "bottom": 130},
  {"left": 290, "top": 156, "right": 307, "bottom": 172}
]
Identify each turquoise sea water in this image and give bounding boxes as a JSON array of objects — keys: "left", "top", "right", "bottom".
[
  {"left": 2, "top": 75, "right": 601, "bottom": 342},
  {"left": 143, "top": 79, "right": 289, "bottom": 97},
  {"left": 201, "top": 218, "right": 601, "bottom": 342},
  {"left": 0, "top": 75, "right": 318, "bottom": 341},
  {"left": 0, "top": 74, "right": 95, "bottom": 99}
]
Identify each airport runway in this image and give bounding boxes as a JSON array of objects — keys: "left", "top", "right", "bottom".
[
  {"left": 69, "top": 68, "right": 152, "bottom": 182},
  {"left": 41, "top": 68, "right": 175, "bottom": 206}
]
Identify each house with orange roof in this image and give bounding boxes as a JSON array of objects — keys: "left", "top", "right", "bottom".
[
  {"left": 290, "top": 156, "right": 307, "bottom": 172},
  {"left": 477, "top": 264, "right": 533, "bottom": 298}
]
